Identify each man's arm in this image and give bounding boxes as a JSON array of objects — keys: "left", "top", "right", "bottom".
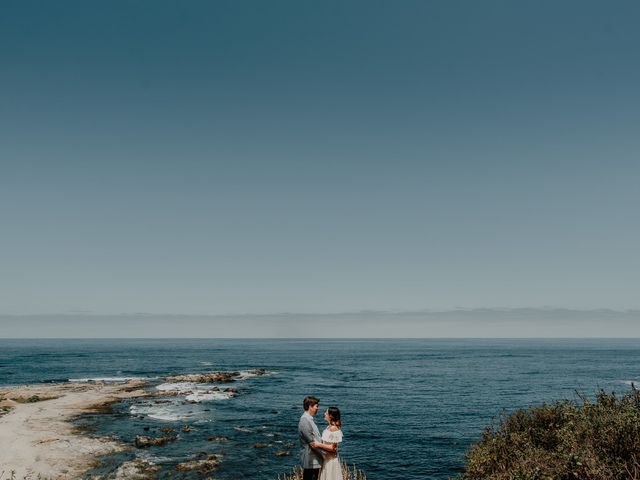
[
  {"left": 299, "top": 418, "right": 320, "bottom": 445},
  {"left": 300, "top": 418, "right": 326, "bottom": 456}
]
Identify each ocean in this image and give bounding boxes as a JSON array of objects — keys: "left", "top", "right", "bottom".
[{"left": 1, "top": 338, "right": 639, "bottom": 479}]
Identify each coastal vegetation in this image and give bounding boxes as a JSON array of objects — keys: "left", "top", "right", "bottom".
[
  {"left": 10, "top": 394, "right": 59, "bottom": 403},
  {"left": 278, "top": 463, "right": 367, "bottom": 480},
  {"left": 461, "top": 388, "right": 640, "bottom": 479},
  {"left": 0, "top": 394, "right": 59, "bottom": 419}
]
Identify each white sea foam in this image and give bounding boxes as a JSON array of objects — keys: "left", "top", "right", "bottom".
[
  {"left": 622, "top": 380, "right": 639, "bottom": 386},
  {"left": 234, "top": 426, "right": 253, "bottom": 433},
  {"left": 155, "top": 381, "right": 235, "bottom": 403},
  {"left": 148, "top": 411, "right": 191, "bottom": 421},
  {"left": 185, "top": 391, "right": 233, "bottom": 402},
  {"left": 234, "top": 370, "right": 273, "bottom": 380},
  {"left": 150, "top": 369, "right": 270, "bottom": 407},
  {"left": 155, "top": 382, "right": 198, "bottom": 393},
  {"left": 136, "top": 451, "right": 179, "bottom": 463},
  {"left": 198, "top": 361, "right": 213, "bottom": 366},
  {"left": 130, "top": 403, "right": 195, "bottom": 422}
]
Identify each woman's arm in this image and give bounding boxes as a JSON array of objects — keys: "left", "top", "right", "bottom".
[{"left": 310, "top": 441, "right": 337, "bottom": 453}]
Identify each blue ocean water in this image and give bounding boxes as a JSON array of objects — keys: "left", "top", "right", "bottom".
[{"left": 1, "top": 339, "right": 639, "bottom": 479}]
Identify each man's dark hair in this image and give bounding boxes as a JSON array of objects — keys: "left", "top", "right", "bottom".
[{"left": 303, "top": 396, "right": 320, "bottom": 411}]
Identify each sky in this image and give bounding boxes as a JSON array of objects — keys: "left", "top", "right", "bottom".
[{"left": 1, "top": 1, "right": 639, "bottom": 333}]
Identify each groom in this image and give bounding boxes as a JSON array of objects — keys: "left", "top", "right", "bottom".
[{"left": 298, "top": 395, "right": 324, "bottom": 480}]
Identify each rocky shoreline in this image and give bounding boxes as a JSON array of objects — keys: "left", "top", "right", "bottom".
[
  {"left": 0, "top": 380, "right": 151, "bottom": 479},
  {"left": 0, "top": 370, "right": 270, "bottom": 479}
]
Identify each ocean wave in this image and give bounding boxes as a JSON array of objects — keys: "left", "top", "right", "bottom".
[
  {"left": 155, "top": 382, "right": 236, "bottom": 403},
  {"left": 152, "top": 369, "right": 269, "bottom": 404},
  {"left": 156, "top": 382, "right": 198, "bottom": 393},
  {"left": 185, "top": 391, "right": 234, "bottom": 402},
  {"left": 163, "top": 369, "right": 270, "bottom": 384},
  {"left": 130, "top": 403, "right": 195, "bottom": 422},
  {"left": 234, "top": 426, "right": 254, "bottom": 433},
  {"left": 147, "top": 412, "right": 189, "bottom": 421},
  {"left": 69, "top": 376, "right": 154, "bottom": 383},
  {"left": 136, "top": 451, "right": 181, "bottom": 464},
  {"left": 234, "top": 369, "right": 273, "bottom": 380}
]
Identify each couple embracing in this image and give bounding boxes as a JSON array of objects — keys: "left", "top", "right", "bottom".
[{"left": 298, "top": 396, "right": 344, "bottom": 480}]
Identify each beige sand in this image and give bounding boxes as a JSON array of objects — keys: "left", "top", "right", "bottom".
[{"left": 0, "top": 380, "right": 150, "bottom": 480}]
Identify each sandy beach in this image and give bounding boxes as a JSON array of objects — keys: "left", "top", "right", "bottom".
[{"left": 0, "top": 380, "right": 150, "bottom": 480}]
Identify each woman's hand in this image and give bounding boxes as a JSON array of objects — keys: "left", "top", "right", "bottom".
[
  {"left": 310, "top": 441, "right": 337, "bottom": 453},
  {"left": 326, "top": 445, "right": 338, "bottom": 458}
]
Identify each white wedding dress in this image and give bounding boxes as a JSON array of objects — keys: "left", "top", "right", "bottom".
[{"left": 319, "top": 427, "right": 343, "bottom": 480}]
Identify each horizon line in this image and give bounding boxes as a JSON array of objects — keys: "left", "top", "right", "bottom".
[
  {"left": 2, "top": 336, "right": 640, "bottom": 340},
  {"left": 2, "top": 307, "right": 640, "bottom": 317}
]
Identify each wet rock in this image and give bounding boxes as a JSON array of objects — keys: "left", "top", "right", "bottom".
[
  {"left": 113, "top": 459, "right": 161, "bottom": 479},
  {"left": 134, "top": 435, "right": 177, "bottom": 448},
  {"left": 90, "top": 402, "right": 115, "bottom": 414},
  {"left": 73, "top": 423, "right": 97, "bottom": 434},
  {"left": 165, "top": 372, "right": 240, "bottom": 383},
  {"left": 159, "top": 427, "right": 175, "bottom": 433},
  {"left": 182, "top": 425, "right": 192, "bottom": 432},
  {"left": 175, "top": 455, "right": 221, "bottom": 473},
  {"left": 276, "top": 440, "right": 296, "bottom": 448},
  {"left": 207, "top": 435, "right": 228, "bottom": 442},
  {"left": 151, "top": 390, "right": 180, "bottom": 397},
  {"left": 253, "top": 443, "right": 269, "bottom": 448},
  {"left": 275, "top": 451, "right": 291, "bottom": 457}
]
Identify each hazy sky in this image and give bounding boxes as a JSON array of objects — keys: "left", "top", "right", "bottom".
[
  {"left": 2, "top": 309, "right": 640, "bottom": 339},
  {"left": 1, "top": 1, "right": 639, "bottom": 317}
]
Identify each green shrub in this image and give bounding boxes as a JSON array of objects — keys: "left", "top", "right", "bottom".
[{"left": 461, "top": 389, "right": 640, "bottom": 480}]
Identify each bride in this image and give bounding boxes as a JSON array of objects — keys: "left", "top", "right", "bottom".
[{"left": 311, "top": 407, "right": 344, "bottom": 480}]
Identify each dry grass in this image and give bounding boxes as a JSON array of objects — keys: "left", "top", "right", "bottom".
[
  {"left": 277, "top": 462, "right": 367, "bottom": 480},
  {"left": 10, "top": 395, "right": 60, "bottom": 404},
  {"left": 0, "top": 406, "right": 13, "bottom": 417}
]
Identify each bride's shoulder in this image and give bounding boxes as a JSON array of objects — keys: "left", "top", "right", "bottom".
[
  {"left": 325, "top": 426, "right": 343, "bottom": 442},
  {"left": 328, "top": 426, "right": 340, "bottom": 432}
]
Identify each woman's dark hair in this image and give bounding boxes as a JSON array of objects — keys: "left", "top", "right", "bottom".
[{"left": 327, "top": 406, "right": 342, "bottom": 428}]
